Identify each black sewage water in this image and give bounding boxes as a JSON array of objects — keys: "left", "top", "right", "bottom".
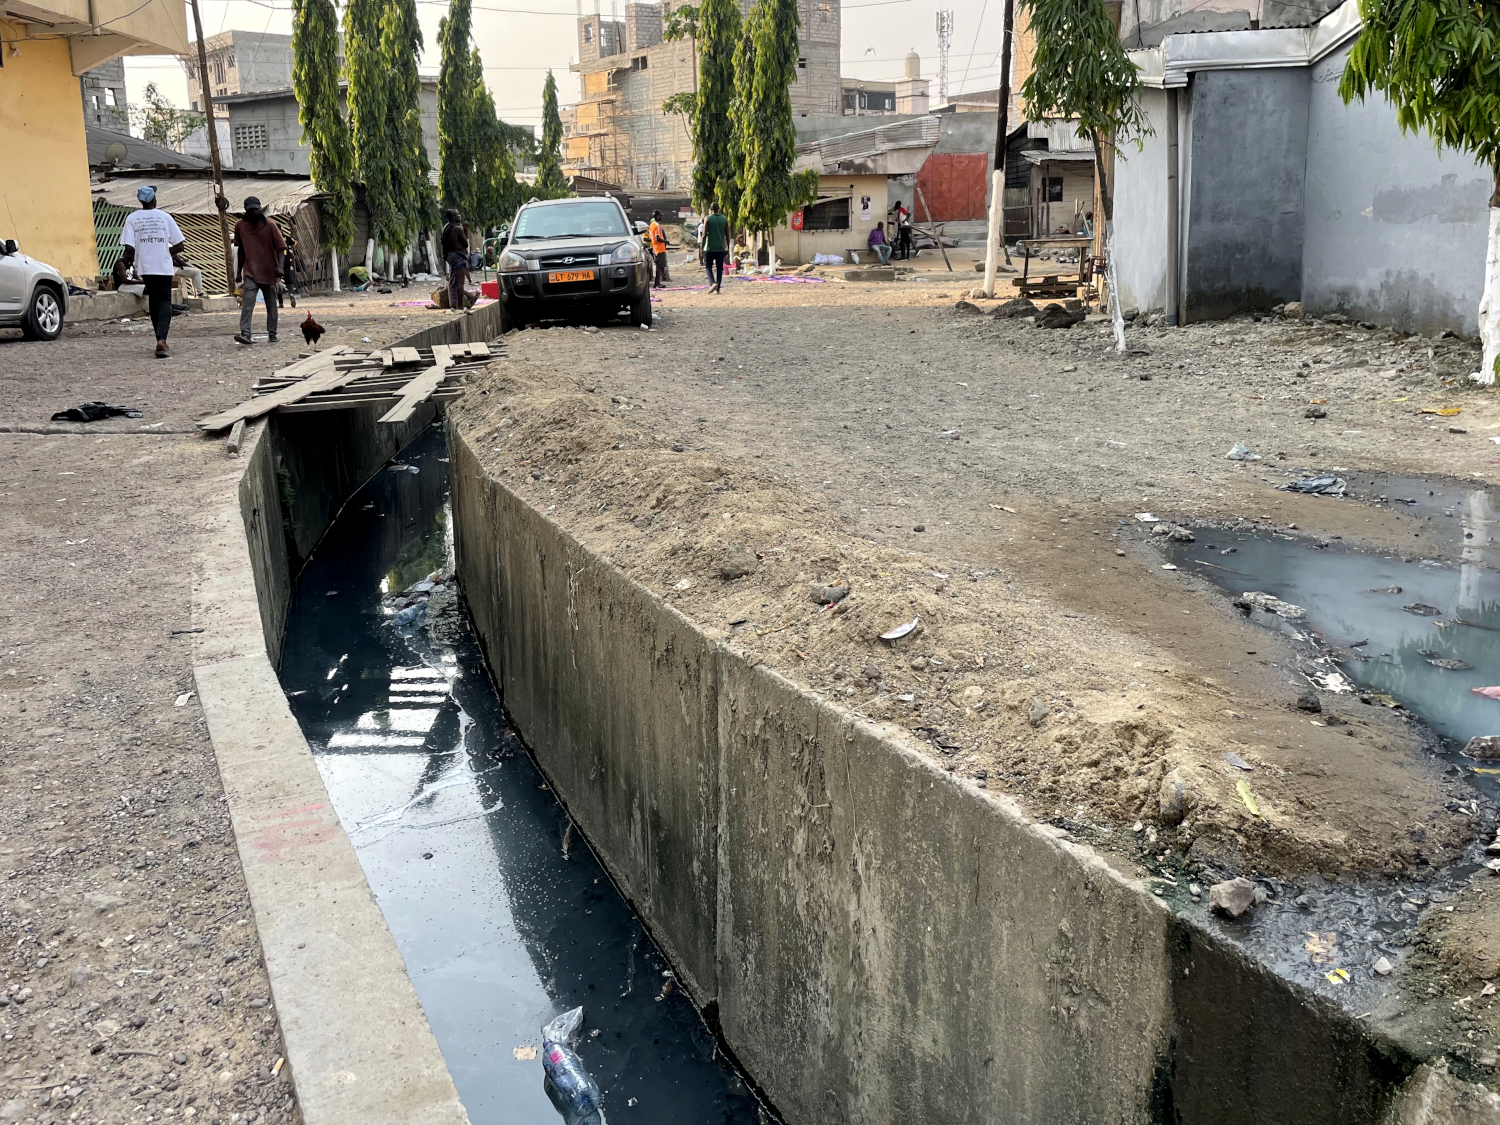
[{"left": 276, "top": 426, "right": 765, "bottom": 1124}]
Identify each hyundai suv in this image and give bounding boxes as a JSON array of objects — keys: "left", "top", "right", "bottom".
[
  {"left": 0, "top": 238, "right": 67, "bottom": 341},
  {"left": 495, "top": 196, "right": 651, "bottom": 331}
]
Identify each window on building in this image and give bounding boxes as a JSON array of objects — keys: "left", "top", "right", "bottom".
[
  {"left": 817, "top": 2, "right": 831, "bottom": 17},
  {"left": 797, "top": 56, "right": 807, "bottom": 68},
  {"left": 801, "top": 196, "right": 849, "bottom": 231},
  {"left": 631, "top": 55, "right": 648, "bottom": 70},
  {"left": 104, "top": 86, "right": 117, "bottom": 105},
  {"left": 1045, "top": 177, "right": 1065, "bottom": 203},
  {"left": 583, "top": 23, "right": 593, "bottom": 42},
  {"left": 233, "top": 123, "right": 269, "bottom": 150},
  {"left": 227, "top": 52, "right": 235, "bottom": 69}
]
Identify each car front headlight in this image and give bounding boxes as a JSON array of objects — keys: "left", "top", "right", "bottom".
[
  {"left": 498, "top": 249, "right": 529, "bottom": 272},
  {"left": 606, "top": 240, "right": 644, "bottom": 265}
]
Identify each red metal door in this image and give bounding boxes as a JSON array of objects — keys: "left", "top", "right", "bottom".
[{"left": 914, "top": 154, "right": 989, "bottom": 221}]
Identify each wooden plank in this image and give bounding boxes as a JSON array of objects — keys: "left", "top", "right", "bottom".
[
  {"left": 378, "top": 359, "right": 453, "bottom": 425},
  {"left": 198, "top": 348, "right": 362, "bottom": 431},
  {"left": 278, "top": 389, "right": 462, "bottom": 415},
  {"left": 430, "top": 344, "right": 455, "bottom": 364},
  {"left": 226, "top": 419, "right": 246, "bottom": 455},
  {"left": 390, "top": 346, "right": 423, "bottom": 366},
  {"left": 272, "top": 345, "right": 352, "bottom": 381},
  {"left": 467, "top": 342, "right": 490, "bottom": 358}
]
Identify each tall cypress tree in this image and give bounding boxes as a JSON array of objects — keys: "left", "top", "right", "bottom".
[
  {"left": 473, "top": 59, "right": 521, "bottom": 229},
  {"left": 737, "top": 0, "right": 817, "bottom": 240},
  {"left": 535, "top": 70, "right": 569, "bottom": 198},
  {"left": 437, "top": 0, "right": 479, "bottom": 221},
  {"left": 720, "top": 6, "right": 755, "bottom": 228},
  {"left": 692, "top": 0, "right": 740, "bottom": 210},
  {"left": 343, "top": 0, "right": 394, "bottom": 257},
  {"left": 292, "top": 0, "right": 355, "bottom": 255},
  {"left": 380, "top": 0, "right": 438, "bottom": 261}
]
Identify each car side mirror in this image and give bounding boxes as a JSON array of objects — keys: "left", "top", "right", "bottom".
[
  {"left": 633, "top": 221, "right": 647, "bottom": 234},
  {"left": 2, "top": 240, "right": 15, "bottom": 255}
]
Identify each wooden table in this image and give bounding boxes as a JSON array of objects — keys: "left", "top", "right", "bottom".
[{"left": 1016, "top": 236, "right": 1094, "bottom": 300}]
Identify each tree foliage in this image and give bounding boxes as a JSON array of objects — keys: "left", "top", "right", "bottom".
[
  {"left": 662, "top": 3, "right": 700, "bottom": 43},
  {"left": 343, "top": 0, "right": 395, "bottom": 247},
  {"left": 472, "top": 55, "right": 523, "bottom": 228},
  {"left": 736, "top": 0, "right": 818, "bottom": 236},
  {"left": 132, "top": 82, "right": 205, "bottom": 150},
  {"left": 1339, "top": 0, "right": 1500, "bottom": 202},
  {"left": 719, "top": 7, "right": 755, "bottom": 227},
  {"left": 662, "top": 90, "right": 698, "bottom": 121},
  {"left": 292, "top": 0, "right": 355, "bottom": 252},
  {"left": 380, "top": 0, "right": 439, "bottom": 254},
  {"left": 534, "top": 70, "right": 570, "bottom": 198},
  {"left": 438, "top": 0, "right": 480, "bottom": 221},
  {"left": 1017, "top": 0, "right": 1151, "bottom": 219},
  {"left": 691, "top": 0, "right": 741, "bottom": 209}
]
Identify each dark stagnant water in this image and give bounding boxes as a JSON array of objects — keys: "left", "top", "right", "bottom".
[{"left": 276, "top": 425, "right": 766, "bottom": 1124}]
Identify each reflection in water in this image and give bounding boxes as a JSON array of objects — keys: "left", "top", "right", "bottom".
[
  {"left": 277, "top": 427, "right": 764, "bottom": 1124},
  {"left": 1168, "top": 509, "right": 1500, "bottom": 804}
]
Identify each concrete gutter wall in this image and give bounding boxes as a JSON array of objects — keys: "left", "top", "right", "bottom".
[
  {"left": 189, "top": 301, "right": 502, "bottom": 1125},
  {"left": 448, "top": 423, "right": 1500, "bottom": 1124}
]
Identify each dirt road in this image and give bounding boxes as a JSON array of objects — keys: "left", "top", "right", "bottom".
[
  {"left": 460, "top": 273, "right": 1498, "bottom": 882},
  {"left": 0, "top": 291, "right": 452, "bottom": 1123}
]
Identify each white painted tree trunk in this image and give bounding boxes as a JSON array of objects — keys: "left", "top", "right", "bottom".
[
  {"left": 1477, "top": 206, "right": 1500, "bottom": 385},
  {"left": 1106, "top": 220, "right": 1125, "bottom": 352},
  {"left": 330, "top": 247, "right": 340, "bottom": 292},
  {"left": 983, "top": 168, "right": 1002, "bottom": 299},
  {"left": 365, "top": 238, "right": 376, "bottom": 278}
]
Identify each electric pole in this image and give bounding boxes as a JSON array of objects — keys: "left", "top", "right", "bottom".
[{"left": 189, "top": 0, "right": 235, "bottom": 295}]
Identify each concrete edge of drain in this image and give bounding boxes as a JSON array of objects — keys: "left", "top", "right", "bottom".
[
  {"left": 444, "top": 420, "right": 1500, "bottom": 1125},
  {"left": 184, "top": 307, "right": 506, "bottom": 1125}
]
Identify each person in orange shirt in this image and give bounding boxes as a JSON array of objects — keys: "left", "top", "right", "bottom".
[{"left": 648, "top": 210, "right": 670, "bottom": 288}]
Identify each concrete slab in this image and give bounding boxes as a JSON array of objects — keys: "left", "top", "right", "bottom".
[
  {"left": 64, "top": 289, "right": 147, "bottom": 322},
  {"left": 843, "top": 268, "right": 896, "bottom": 282},
  {"left": 187, "top": 294, "right": 240, "bottom": 312}
]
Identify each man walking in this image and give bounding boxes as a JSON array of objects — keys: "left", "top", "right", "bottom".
[
  {"left": 442, "top": 209, "right": 471, "bottom": 311},
  {"left": 702, "top": 201, "right": 729, "bottom": 294},
  {"left": 232, "top": 196, "right": 286, "bottom": 345},
  {"left": 648, "top": 209, "right": 669, "bottom": 288},
  {"left": 118, "top": 185, "right": 186, "bottom": 359}
]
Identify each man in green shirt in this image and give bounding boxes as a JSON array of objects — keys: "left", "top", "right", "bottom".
[{"left": 702, "top": 202, "right": 730, "bottom": 293}]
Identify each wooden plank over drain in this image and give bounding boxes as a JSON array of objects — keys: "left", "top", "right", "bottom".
[
  {"left": 389, "top": 346, "right": 423, "bottom": 367},
  {"left": 197, "top": 347, "right": 354, "bottom": 431},
  {"left": 378, "top": 358, "right": 453, "bottom": 425}
]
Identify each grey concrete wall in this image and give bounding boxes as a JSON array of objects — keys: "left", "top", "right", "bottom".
[
  {"left": 1112, "top": 86, "right": 1173, "bottom": 317},
  {"left": 447, "top": 417, "right": 1485, "bottom": 1125},
  {"left": 1182, "top": 67, "right": 1309, "bottom": 322},
  {"left": 229, "top": 88, "right": 438, "bottom": 179},
  {"left": 1301, "top": 44, "right": 1492, "bottom": 335}
]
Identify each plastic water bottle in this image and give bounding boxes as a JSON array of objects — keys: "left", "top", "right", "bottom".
[{"left": 540, "top": 1007, "right": 605, "bottom": 1124}]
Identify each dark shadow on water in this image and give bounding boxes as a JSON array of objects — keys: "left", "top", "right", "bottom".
[{"left": 276, "top": 425, "right": 765, "bottom": 1125}]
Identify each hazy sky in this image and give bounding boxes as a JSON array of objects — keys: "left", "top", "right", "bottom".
[{"left": 122, "top": 0, "right": 1007, "bottom": 130}]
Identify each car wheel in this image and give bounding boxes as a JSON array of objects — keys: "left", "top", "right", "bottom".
[
  {"left": 629, "top": 289, "right": 651, "bottom": 328},
  {"left": 21, "top": 286, "right": 63, "bottom": 341}
]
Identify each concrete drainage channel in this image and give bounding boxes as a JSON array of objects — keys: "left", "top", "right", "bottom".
[{"left": 192, "top": 301, "right": 1500, "bottom": 1125}]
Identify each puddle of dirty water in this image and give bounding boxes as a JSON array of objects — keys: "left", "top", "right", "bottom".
[
  {"left": 1165, "top": 523, "right": 1500, "bottom": 806},
  {"left": 277, "top": 426, "right": 766, "bottom": 1125}
]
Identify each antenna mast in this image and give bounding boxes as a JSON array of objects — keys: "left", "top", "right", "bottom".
[{"left": 935, "top": 10, "right": 953, "bottom": 104}]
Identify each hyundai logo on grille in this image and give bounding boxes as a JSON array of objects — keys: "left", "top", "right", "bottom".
[{"left": 562, "top": 256, "right": 575, "bottom": 265}]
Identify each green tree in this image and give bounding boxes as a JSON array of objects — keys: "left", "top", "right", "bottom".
[
  {"left": 534, "top": 70, "right": 570, "bottom": 198},
  {"left": 131, "top": 82, "right": 205, "bottom": 150},
  {"left": 691, "top": 0, "right": 741, "bottom": 210},
  {"left": 380, "top": 0, "right": 439, "bottom": 266},
  {"left": 662, "top": 91, "right": 697, "bottom": 122},
  {"left": 720, "top": 7, "right": 756, "bottom": 229},
  {"left": 437, "top": 0, "right": 479, "bottom": 221},
  {"left": 1019, "top": 0, "right": 1151, "bottom": 350},
  {"left": 343, "top": 0, "right": 396, "bottom": 259},
  {"left": 1340, "top": 0, "right": 1500, "bottom": 381},
  {"left": 292, "top": 0, "right": 355, "bottom": 256},
  {"left": 735, "top": 0, "right": 818, "bottom": 253},
  {"left": 473, "top": 58, "right": 522, "bottom": 229}
]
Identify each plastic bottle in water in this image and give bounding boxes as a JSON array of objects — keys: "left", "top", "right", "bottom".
[{"left": 540, "top": 1007, "right": 605, "bottom": 1124}]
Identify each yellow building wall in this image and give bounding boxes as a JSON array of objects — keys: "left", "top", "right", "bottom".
[
  {"left": 774, "top": 174, "right": 889, "bottom": 265},
  {"left": 0, "top": 19, "right": 99, "bottom": 280}
]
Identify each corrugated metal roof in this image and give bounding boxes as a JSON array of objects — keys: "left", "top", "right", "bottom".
[
  {"left": 86, "top": 126, "right": 209, "bottom": 172},
  {"left": 91, "top": 176, "right": 321, "bottom": 216},
  {"left": 798, "top": 115, "right": 942, "bottom": 166}
]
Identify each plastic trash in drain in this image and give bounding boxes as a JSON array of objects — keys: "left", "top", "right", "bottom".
[{"left": 541, "top": 1007, "right": 606, "bottom": 1124}]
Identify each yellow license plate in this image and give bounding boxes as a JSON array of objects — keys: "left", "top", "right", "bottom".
[{"left": 548, "top": 270, "right": 595, "bottom": 283}]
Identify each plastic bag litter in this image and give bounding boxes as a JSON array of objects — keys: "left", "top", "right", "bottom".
[
  {"left": 541, "top": 1007, "right": 606, "bottom": 1124},
  {"left": 1225, "top": 442, "right": 1260, "bottom": 461},
  {"left": 1278, "top": 475, "right": 1346, "bottom": 495},
  {"left": 811, "top": 253, "right": 844, "bottom": 265}
]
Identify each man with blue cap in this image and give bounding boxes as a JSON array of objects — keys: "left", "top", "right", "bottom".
[{"left": 119, "top": 186, "right": 186, "bottom": 358}]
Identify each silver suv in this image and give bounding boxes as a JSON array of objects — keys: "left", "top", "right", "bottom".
[{"left": 0, "top": 238, "right": 67, "bottom": 341}]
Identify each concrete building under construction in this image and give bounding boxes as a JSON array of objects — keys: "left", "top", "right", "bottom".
[{"left": 562, "top": 0, "right": 841, "bottom": 191}]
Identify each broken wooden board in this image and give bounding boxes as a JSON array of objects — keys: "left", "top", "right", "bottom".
[
  {"left": 198, "top": 347, "right": 356, "bottom": 431},
  {"left": 277, "top": 389, "right": 464, "bottom": 414},
  {"left": 378, "top": 359, "right": 453, "bottom": 425},
  {"left": 389, "top": 346, "right": 423, "bottom": 367}
]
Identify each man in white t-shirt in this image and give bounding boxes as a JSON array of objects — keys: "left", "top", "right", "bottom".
[{"left": 119, "top": 185, "right": 186, "bottom": 359}]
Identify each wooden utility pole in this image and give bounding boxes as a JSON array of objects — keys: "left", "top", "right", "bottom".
[
  {"left": 189, "top": 0, "right": 235, "bottom": 294},
  {"left": 982, "top": 0, "right": 1016, "bottom": 295}
]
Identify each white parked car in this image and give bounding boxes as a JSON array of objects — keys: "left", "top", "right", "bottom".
[{"left": 0, "top": 238, "right": 67, "bottom": 341}]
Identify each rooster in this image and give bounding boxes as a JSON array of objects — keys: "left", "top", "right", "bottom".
[{"left": 301, "top": 311, "right": 326, "bottom": 348}]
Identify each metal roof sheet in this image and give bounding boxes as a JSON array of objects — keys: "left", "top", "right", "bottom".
[{"left": 91, "top": 176, "right": 321, "bottom": 216}]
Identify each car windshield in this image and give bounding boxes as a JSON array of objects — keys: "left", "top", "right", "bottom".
[{"left": 512, "top": 201, "right": 628, "bottom": 240}]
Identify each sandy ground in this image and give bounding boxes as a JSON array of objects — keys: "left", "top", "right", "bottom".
[
  {"left": 0, "top": 289, "right": 457, "bottom": 1124},
  {"left": 456, "top": 273, "right": 1500, "bottom": 887}
]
